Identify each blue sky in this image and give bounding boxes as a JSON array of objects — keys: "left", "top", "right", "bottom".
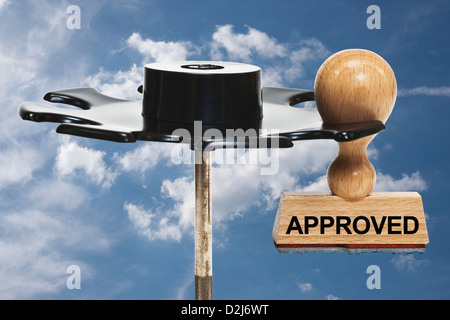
[{"left": 1, "top": 0, "right": 450, "bottom": 300}]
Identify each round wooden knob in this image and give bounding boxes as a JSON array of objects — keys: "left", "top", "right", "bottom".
[{"left": 314, "top": 49, "right": 397, "bottom": 201}]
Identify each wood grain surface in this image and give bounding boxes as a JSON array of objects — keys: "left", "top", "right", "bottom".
[
  {"left": 273, "top": 192, "right": 429, "bottom": 247},
  {"left": 314, "top": 49, "right": 397, "bottom": 201}
]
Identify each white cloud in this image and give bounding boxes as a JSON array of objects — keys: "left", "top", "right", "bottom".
[
  {"left": 161, "top": 176, "right": 195, "bottom": 231},
  {"left": 113, "top": 143, "right": 175, "bottom": 174},
  {"left": 210, "top": 25, "right": 329, "bottom": 87},
  {"left": 123, "top": 156, "right": 268, "bottom": 241},
  {"left": 55, "top": 138, "right": 117, "bottom": 189},
  {"left": 391, "top": 255, "right": 429, "bottom": 273},
  {"left": 175, "top": 274, "right": 194, "bottom": 300},
  {"left": 124, "top": 202, "right": 182, "bottom": 242},
  {"left": 84, "top": 64, "right": 143, "bottom": 100},
  {"left": 261, "top": 67, "right": 285, "bottom": 87},
  {"left": 276, "top": 141, "right": 337, "bottom": 179},
  {"left": 0, "top": 0, "right": 9, "bottom": 10},
  {"left": 28, "top": 179, "right": 91, "bottom": 211},
  {"left": 284, "top": 39, "right": 329, "bottom": 82},
  {"left": 146, "top": 142, "right": 335, "bottom": 238},
  {"left": 260, "top": 140, "right": 338, "bottom": 201},
  {"left": 374, "top": 172, "right": 427, "bottom": 192},
  {"left": 132, "top": 160, "right": 262, "bottom": 240},
  {"left": 300, "top": 175, "right": 329, "bottom": 192},
  {"left": 211, "top": 24, "right": 287, "bottom": 61},
  {"left": 212, "top": 163, "right": 262, "bottom": 221},
  {"left": 326, "top": 294, "right": 341, "bottom": 300},
  {"left": 398, "top": 86, "right": 450, "bottom": 97},
  {"left": 298, "top": 282, "right": 313, "bottom": 292},
  {"left": 127, "top": 32, "right": 200, "bottom": 63},
  {"left": 125, "top": 202, "right": 153, "bottom": 235},
  {"left": 0, "top": 141, "right": 46, "bottom": 189}
]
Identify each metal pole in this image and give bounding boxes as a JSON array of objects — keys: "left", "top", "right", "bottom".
[{"left": 194, "top": 150, "right": 213, "bottom": 300}]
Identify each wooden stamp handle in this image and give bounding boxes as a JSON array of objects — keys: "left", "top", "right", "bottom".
[
  {"left": 314, "top": 49, "right": 397, "bottom": 201},
  {"left": 327, "top": 136, "right": 375, "bottom": 201}
]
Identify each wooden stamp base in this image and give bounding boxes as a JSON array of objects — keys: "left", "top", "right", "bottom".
[{"left": 273, "top": 192, "right": 429, "bottom": 254}]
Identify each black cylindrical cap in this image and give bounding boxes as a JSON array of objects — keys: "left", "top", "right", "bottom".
[{"left": 142, "top": 61, "right": 262, "bottom": 125}]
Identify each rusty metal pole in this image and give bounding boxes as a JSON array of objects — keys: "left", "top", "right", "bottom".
[{"left": 195, "top": 150, "right": 213, "bottom": 300}]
